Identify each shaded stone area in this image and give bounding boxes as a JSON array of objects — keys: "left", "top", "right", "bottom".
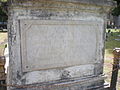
[
  {"left": 115, "top": 39, "right": 120, "bottom": 41},
  {"left": 12, "top": 75, "right": 105, "bottom": 90},
  {"left": 0, "top": 80, "right": 6, "bottom": 90}
]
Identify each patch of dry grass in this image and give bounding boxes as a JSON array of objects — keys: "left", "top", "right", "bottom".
[
  {"left": 0, "top": 32, "right": 7, "bottom": 56},
  {"left": 0, "top": 32, "right": 7, "bottom": 43}
]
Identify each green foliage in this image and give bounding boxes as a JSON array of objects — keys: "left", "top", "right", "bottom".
[
  {"left": 0, "top": 7, "right": 7, "bottom": 21},
  {"left": 112, "top": 5, "right": 120, "bottom": 16},
  {"left": 112, "top": 0, "right": 120, "bottom": 16},
  {"left": 0, "top": 0, "right": 7, "bottom": 22},
  {"left": 0, "top": 0, "right": 7, "bottom": 2}
]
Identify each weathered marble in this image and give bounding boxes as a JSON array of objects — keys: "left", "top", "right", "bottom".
[
  {"left": 20, "top": 20, "right": 99, "bottom": 72},
  {"left": 7, "top": 0, "right": 114, "bottom": 90}
]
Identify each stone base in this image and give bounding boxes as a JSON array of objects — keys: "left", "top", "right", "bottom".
[{"left": 12, "top": 75, "right": 105, "bottom": 90}]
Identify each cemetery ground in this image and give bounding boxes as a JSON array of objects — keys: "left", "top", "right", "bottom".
[
  {"left": 0, "top": 31, "right": 7, "bottom": 90},
  {"left": 105, "top": 29, "right": 120, "bottom": 90},
  {"left": 0, "top": 30, "right": 120, "bottom": 89},
  {"left": 0, "top": 31, "right": 7, "bottom": 56}
]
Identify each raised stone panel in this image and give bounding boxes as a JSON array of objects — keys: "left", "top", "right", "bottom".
[{"left": 20, "top": 20, "right": 100, "bottom": 72}]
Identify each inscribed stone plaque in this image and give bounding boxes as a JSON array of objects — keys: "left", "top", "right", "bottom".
[{"left": 20, "top": 20, "right": 99, "bottom": 72}]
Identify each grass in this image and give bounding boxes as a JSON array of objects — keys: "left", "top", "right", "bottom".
[
  {"left": 0, "top": 32, "right": 7, "bottom": 56},
  {"left": 0, "top": 32, "right": 7, "bottom": 42},
  {"left": 104, "top": 29, "right": 120, "bottom": 90}
]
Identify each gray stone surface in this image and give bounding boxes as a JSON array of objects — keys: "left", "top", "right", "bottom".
[
  {"left": 7, "top": 0, "right": 114, "bottom": 90},
  {"left": 117, "top": 35, "right": 120, "bottom": 37},
  {"left": 20, "top": 20, "right": 99, "bottom": 72},
  {"left": 9, "top": 0, "right": 115, "bottom": 7},
  {"left": 115, "top": 39, "right": 120, "bottom": 41}
]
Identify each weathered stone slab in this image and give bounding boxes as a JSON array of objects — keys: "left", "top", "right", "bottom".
[
  {"left": 7, "top": 0, "right": 114, "bottom": 90},
  {"left": 20, "top": 20, "right": 100, "bottom": 72},
  {"left": 115, "top": 39, "right": 120, "bottom": 41}
]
